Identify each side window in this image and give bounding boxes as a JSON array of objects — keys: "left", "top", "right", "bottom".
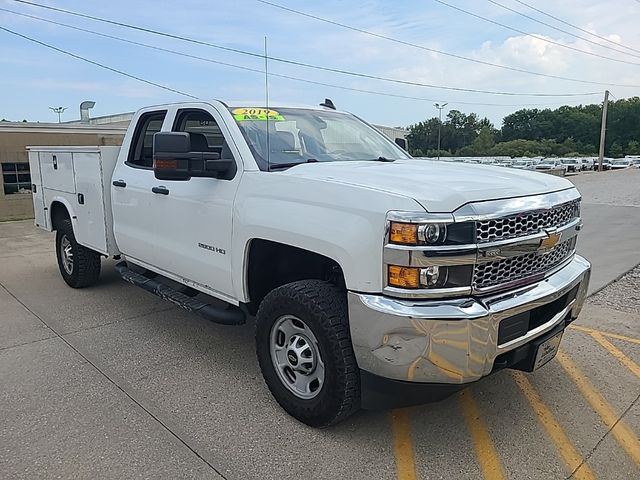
[
  {"left": 127, "top": 111, "right": 167, "bottom": 168},
  {"left": 173, "top": 109, "right": 227, "bottom": 155}
]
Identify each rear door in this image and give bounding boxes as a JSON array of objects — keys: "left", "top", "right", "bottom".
[{"left": 111, "top": 110, "right": 167, "bottom": 265}]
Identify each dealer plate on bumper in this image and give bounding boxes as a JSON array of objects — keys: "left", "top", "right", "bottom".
[{"left": 534, "top": 331, "right": 563, "bottom": 370}]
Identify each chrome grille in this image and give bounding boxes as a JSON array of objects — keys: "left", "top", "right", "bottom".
[
  {"left": 476, "top": 200, "right": 580, "bottom": 243},
  {"left": 473, "top": 238, "right": 576, "bottom": 290}
]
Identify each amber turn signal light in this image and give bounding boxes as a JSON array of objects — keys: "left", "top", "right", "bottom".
[
  {"left": 389, "top": 222, "right": 418, "bottom": 245},
  {"left": 388, "top": 265, "right": 420, "bottom": 288}
]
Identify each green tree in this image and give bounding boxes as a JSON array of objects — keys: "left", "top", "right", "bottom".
[
  {"left": 470, "top": 127, "right": 496, "bottom": 155},
  {"left": 610, "top": 141, "right": 624, "bottom": 157}
]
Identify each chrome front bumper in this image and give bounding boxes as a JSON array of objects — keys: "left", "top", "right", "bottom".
[{"left": 348, "top": 255, "right": 591, "bottom": 384}]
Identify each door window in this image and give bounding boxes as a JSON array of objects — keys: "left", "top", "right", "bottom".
[
  {"left": 173, "top": 109, "right": 237, "bottom": 179},
  {"left": 127, "top": 111, "right": 167, "bottom": 168},
  {"left": 173, "top": 109, "right": 226, "bottom": 154}
]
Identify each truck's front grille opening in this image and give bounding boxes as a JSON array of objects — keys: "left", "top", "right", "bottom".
[
  {"left": 473, "top": 237, "right": 576, "bottom": 290},
  {"left": 497, "top": 284, "right": 579, "bottom": 345},
  {"left": 476, "top": 200, "right": 580, "bottom": 243}
]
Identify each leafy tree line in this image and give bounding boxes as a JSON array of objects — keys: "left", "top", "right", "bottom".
[{"left": 407, "top": 97, "right": 640, "bottom": 158}]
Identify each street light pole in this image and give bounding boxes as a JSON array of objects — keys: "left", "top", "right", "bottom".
[
  {"left": 49, "top": 106, "right": 67, "bottom": 123},
  {"left": 434, "top": 103, "right": 448, "bottom": 160}
]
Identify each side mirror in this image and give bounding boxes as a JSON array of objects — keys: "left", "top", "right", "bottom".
[
  {"left": 395, "top": 137, "right": 407, "bottom": 150},
  {"left": 152, "top": 132, "right": 234, "bottom": 181}
]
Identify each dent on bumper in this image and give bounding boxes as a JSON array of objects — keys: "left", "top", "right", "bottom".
[{"left": 348, "top": 255, "right": 591, "bottom": 385}]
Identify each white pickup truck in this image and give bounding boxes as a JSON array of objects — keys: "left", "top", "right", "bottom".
[{"left": 28, "top": 100, "right": 591, "bottom": 427}]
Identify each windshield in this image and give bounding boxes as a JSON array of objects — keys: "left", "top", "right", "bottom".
[
  {"left": 541, "top": 159, "right": 555, "bottom": 164},
  {"left": 563, "top": 159, "right": 577, "bottom": 164},
  {"left": 230, "top": 107, "right": 410, "bottom": 170},
  {"left": 613, "top": 160, "right": 629, "bottom": 165}
]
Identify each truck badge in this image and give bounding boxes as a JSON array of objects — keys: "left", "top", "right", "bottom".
[{"left": 539, "top": 229, "right": 561, "bottom": 252}]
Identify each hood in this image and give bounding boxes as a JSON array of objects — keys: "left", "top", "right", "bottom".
[{"left": 281, "top": 159, "right": 574, "bottom": 212}]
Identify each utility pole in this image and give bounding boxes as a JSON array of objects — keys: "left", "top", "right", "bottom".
[
  {"left": 597, "top": 90, "right": 609, "bottom": 172},
  {"left": 434, "top": 102, "right": 448, "bottom": 160},
  {"left": 49, "top": 106, "right": 67, "bottom": 123}
]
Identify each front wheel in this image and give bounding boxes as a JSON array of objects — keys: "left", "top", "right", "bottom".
[
  {"left": 55, "top": 219, "right": 101, "bottom": 288},
  {"left": 256, "top": 280, "right": 360, "bottom": 427}
]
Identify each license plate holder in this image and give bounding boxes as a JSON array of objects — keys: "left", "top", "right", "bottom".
[{"left": 533, "top": 331, "right": 563, "bottom": 370}]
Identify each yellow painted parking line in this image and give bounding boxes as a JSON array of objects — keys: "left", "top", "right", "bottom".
[
  {"left": 589, "top": 332, "right": 640, "bottom": 379},
  {"left": 459, "top": 390, "right": 506, "bottom": 480},
  {"left": 557, "top": 351, "right": 640, "bottom": 466},
  {"left": 570, "top": 324, "right": 640, "bottom": 345},
  {"left": 512, "top": 371, "right": 595, "bottom": 480},
  {"left": 390, "top": 409, "right": 417, "bottom": 480}
]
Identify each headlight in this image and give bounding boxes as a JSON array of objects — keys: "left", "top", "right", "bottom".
[
  {"left": 389, "top": 221, "right": 448, "bottom": 245},
  {"left": 418, "top": 223, "right": 446, "bottom": 244},
  {"left": 388, "top": 220, "right": 474, "bottom": 246}
]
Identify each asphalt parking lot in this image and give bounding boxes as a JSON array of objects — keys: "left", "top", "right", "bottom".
[{"left": 1, "top": 169, "right": 639, "bottom": 479}]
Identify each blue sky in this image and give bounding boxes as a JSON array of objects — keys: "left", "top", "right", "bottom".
[{"left": 1, "top": 0, "right": 639, "bottom": 127}]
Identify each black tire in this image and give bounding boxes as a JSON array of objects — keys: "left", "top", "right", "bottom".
[
  {"left": 55, "top": 218, "right": 101, "bottom": 288},
  {"left": 256, "top": 280, "right": 360, "bottom": 427}
]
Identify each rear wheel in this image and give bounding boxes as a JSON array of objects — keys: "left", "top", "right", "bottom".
[
  {"left": 55, "top": 219, "right": 101, "bottom": 288},
  {"left": 256, "top": 280, "right": 360, "bottom": 427}
]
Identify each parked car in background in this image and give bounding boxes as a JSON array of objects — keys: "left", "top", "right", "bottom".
[
  {"left": 611, "top": 159, "right": 632, "bottom": 170},
  {"left": 511, "top": 159, "right": 535, "bottom": 170},
  {"left": 581, "top": 158, "right": 596, "bottom": 171},
  {"left": 601, "top": 158, "right": 612, "bottom": 170},
  {"left": 535, "top": 159, "right": 566, "bottom": 173},
  {"left": 494, "top": 159, "right": 513, "bottom": 167},
  {"left": 560, "top": 159, "right": 581, "bottom": 173}
]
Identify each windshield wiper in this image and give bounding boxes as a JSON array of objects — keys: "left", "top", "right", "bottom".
[
  {"left": 372, "top": 156, "right": 396, "bottom": 162},
  {"left": 268, "top": 158, "right": 318, "bottom": 171}
]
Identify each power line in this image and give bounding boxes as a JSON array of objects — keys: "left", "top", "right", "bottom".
[
  {"left": 487, "top": 0, "right": 640, "bottom": 58},
  {"left": 485, "top": 0, "right": 640, "bottom": 60},
  {"left": 0, "top": 26, "right": 198, "bottom": 99},
  {"left": 513, "top": 0, "right": 640, "bottom": 56},
  {"left": 0, "top": 8, "right": 576, "bottom": 109},
  {"left": 255, "top": 0, "right": 640, "bottom": 89},
  {"left": 5, "top": 0, "right": 601, "bottom": 97},
  {"left": 433, "top": 0, "right": 640, "bottom": 67}
]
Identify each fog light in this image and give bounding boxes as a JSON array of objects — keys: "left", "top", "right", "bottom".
[{"left": 420, "top": 266, "right": 440, "bottom": 287}]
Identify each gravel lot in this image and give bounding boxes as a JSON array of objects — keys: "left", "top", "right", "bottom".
[{"left": 589, "top": 265, "right": 640, "bottom": 314}]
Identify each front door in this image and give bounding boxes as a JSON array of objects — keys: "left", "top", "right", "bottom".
[{"left": 150, "top": 107, "right": 241, "bottom": 302}]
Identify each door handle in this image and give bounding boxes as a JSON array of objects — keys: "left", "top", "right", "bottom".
[
  {"left": 152, "top": 186, "right": 170, "bottom": 195},
  {"left": 112, "top": 180, "right": 127, "bottom": 188},
  {"left": 52, "top": 155, "right": 58, "bottom": 170}
]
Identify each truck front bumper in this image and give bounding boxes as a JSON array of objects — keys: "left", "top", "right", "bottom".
[{"left": 348, "top": 255, "right": 591, "bottom": 408}]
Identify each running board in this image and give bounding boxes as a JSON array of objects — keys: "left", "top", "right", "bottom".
[{"left": 115, "top": 262, "right": 245, "bottom": 325}]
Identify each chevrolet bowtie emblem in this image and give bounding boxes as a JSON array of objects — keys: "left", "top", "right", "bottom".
[{"left": 539, "top": 229, "right": 561, "bottom": 252}]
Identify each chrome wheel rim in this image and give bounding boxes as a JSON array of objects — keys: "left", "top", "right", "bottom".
[
  {"left": 270, "top": 315, "right": 325, "bottom": 399},
  {"left": 60, "top": 235, "right": 73, "bottom": 275}
]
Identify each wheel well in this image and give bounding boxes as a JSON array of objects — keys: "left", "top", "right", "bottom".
[
  {"left": 246, "top": 239, "right": 345, "bottom": 315},
  {"left": 50, "top": 202, "right": 70, "bottom": 230}
]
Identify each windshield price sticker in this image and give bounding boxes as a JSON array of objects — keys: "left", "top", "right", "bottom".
[{"left": 233, "top": 108, "right": 284, "bottom": 122}]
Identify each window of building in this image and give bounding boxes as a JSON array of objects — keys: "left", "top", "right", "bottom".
[{"left": 2, "top": 162, "right": 31, "bottom": 195}]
